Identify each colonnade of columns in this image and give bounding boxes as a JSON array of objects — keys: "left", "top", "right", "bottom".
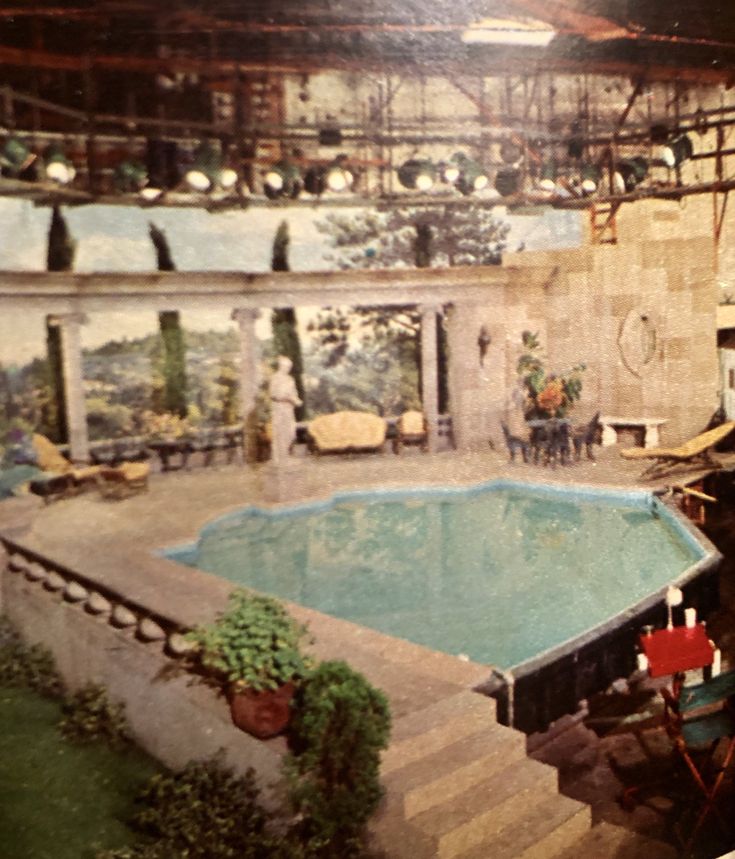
[{"left": 49, "top": 302, "right": 445, "bottom": 464}]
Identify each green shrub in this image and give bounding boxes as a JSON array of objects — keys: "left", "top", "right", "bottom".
[
  {"left": 120, "top": 756, "right": 278, "bottom": 859},
  {"left": 187, "top": 589, "right": 312, "bottom": 692},
  {"left": 0, "top": 616, "right": 64, "bottom": 698},
  {"left": 285, "top": 661, "right": 391, "bottom": 857},
  {"left": 59, "top": 683, "right": 131, "bottom": 748}
]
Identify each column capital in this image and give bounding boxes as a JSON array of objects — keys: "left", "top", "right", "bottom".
[
  {"left": 231, "top": 307, "right": 261, "bottom": 324},
  {"left": 419, "top": 303, "right": 443, "bottom": 317},
  {"left": 47, "top": 312, "right": 89, "bottom": 327}
]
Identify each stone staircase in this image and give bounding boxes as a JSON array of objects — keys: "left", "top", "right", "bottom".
[
  {"left": 370, "top": 690, "right": 677, "bottom": 859},
  {"left": 289, "top": 604, "right": 677, "bottom": 859}
]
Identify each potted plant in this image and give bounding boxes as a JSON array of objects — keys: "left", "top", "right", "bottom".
[{"left": 187, "top": 589, "right": 312, "bottom": 739}]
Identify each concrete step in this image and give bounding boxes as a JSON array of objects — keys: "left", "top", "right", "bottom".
[
  {"left": 408, "top": 756, "right": 562, "bottom": 859},
  {"left": 382, "top": 691, "right": 496, "bottom": 775},
  {"left": 550, "top": 820, "right": 678, "bottom": 859},
  {"left": 384, "top": 722, "right": 527, "bottom": 819},
  {"left": 457, "top": 792, "right": 591, "bottom": 859}
]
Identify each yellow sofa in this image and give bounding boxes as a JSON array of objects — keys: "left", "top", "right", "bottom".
[{"left": 308, "top": 411, "right": 387, "bottom": 455}]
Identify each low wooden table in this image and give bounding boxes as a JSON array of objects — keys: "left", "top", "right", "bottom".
[{"left": 600, "top": 415, "right": 668, "bottom": 449}]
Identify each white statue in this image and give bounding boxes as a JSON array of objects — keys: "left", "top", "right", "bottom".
[{"left": 268, "top": 355, "right": 302, "bottom": 464}]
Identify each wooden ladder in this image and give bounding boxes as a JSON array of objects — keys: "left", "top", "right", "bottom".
[{"left": 589, "top": 201, "right": 620, "bottom": 244}]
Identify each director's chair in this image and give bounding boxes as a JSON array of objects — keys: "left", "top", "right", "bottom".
[{"left": 661, "top": 668, "right": 735, "bottom": 853}]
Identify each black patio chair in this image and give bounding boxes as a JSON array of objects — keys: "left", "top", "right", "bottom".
[
  {"left": 500, "top": 422, "right": 529, "bottom": 463},
  {"left": 572, "top": 412, "right": 601, "bottom": 462}
]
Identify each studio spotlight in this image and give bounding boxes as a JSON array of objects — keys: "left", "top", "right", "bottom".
[
  {"left": 494, "top": 167, "right": 521, "bottom": 197},
  {"left": 661, "top": 134, "right": 693, "bottom": 168},
  {"left": 325, "top": 157, "right": 353, "bottom": 192},
  {"left": 397, "top": 159, "right": 436, "bottom": 192},
  {"left": 303, "top": 165, "right": 326, "bottom": 196},
  {"left": 114, "top": 159, "right": 148, "bottom": 193},
  {"left": 264, "top": 159, "right": 302, "bottom": 199},
  {"left": 0, "top": 136, "right": 37, "bottom": 179},
  {"left": 185, "top": 141, "right": 237, "bottom": 193},
  {"left": 537, "top": 161, "right": 557, "bottom": 192},
  {"left": 580, "top": 164, "right": 601, "bottom": 195},
  {"left": 500, "top": 141, "right": 523, "bottom": 166},
  {"left": 612, "top": 156, "right": 649, "bottom": 193},
  {"left": 454, "top": 154, "right": 490, "bottom": 195},
  {"left": 43, "top": 144, "right": 76, "bottom": 185}
]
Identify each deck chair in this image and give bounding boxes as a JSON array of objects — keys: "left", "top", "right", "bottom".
[
  {"left": 28, "top": 434, "right": 102, "bottom": 502},
  {"left": 393, "top": 410, "right": 428, "bottom": 454},
  {"left": 95, "top": 461, "right": 150, "bottom": 500},
  {"left": 661, "top": 669, "right": 735, "bottom": 852},
  {"left": 620, "top": 421, "right": 735, "bottom": 479}
]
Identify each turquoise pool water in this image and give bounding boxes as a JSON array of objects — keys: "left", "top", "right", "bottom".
[{"left": 166, "top": 482, "right": 706, "bottom": 670}]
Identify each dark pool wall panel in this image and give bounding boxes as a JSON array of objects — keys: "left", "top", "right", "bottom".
[{"left": 491, "top": 563, "right": 721, "bottom": 735}]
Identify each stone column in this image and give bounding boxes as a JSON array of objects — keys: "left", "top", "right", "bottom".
[
  {"left": 232, "top": 308, "right": 261, "bottom": 464},
  {"left": 420, "top": 303, "right": 441, "bottom": 453},
  {"left": 47, "top": 313, "right": 89, "bottom": 463}
]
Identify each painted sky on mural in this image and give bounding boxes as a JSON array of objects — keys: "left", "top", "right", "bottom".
[{"left": 0, "top": 197, "right": 580, "bottom": 366}]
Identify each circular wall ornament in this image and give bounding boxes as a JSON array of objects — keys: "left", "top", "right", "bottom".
[{"left": 617, "top": 309, "right": 658, "bottom": 378}]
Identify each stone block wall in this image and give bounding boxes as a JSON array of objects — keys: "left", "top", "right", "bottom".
[{"left": 447, "top": 199, "right": 719, "bottom": 449}]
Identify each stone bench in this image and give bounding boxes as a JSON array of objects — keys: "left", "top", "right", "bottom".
[{"left": 599, "top": 415, "right": 667, "bottom": 449}]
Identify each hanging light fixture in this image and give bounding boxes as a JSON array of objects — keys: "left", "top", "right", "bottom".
[
  {"left": 43, "top": 144, "right": 76, "bottom": 185},
  {"left": 397, "top": 159, "right": 436, "bottom": 192},
  {"left": 661, "top": 134, "right": 693, "bottom": 168},
  {"left": 184, "top": 141, "right": 237, "bottom": 193},
  {"left": 114, "top": 159, "right": 148, "bottom": 194},
  {"left": 494, "top": 167, "right": 521, "bottom": 197},
  {"left": 0, "top": 136, "right": 36, "bottom": 179},
  {"left": 264, "top": 159, "right": 302, "bottom": 199},
  {"left": 612, "top": 156, "right": 649, "bottom": 193}
]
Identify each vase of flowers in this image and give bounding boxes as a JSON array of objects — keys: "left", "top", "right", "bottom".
[{"left": 517, "top": 331, "right": 585, "bottom": 419}]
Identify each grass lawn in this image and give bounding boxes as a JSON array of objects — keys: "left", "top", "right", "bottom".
[{"left": 0, "top": 685, "right": 158, "bottom": 859}]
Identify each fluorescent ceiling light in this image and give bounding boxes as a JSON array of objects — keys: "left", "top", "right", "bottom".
[{"left": 462, "top": 17, "right": 556, "bottom": 47}]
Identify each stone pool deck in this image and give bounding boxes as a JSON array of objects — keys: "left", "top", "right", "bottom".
[{"left": 0, "top": 443, "right": 720, "bottom": 857}]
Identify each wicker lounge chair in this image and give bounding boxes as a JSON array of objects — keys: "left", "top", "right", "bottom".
[
  {"left": 620, "top": 421, "right": 735, "bottom": 479},
  {"left": 308, "top": 411, "right": 387, "bottom": 455},
  {"left": 29, "top": 434, "right": 102, "bottom": 502},
  {"left": 393, "top": 410, "right": 428, "bottom": 454},
  {"left": 95, "top": 461, "right": 151, "bottom": 499}
]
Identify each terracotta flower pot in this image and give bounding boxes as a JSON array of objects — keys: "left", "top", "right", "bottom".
[{"left": 229, "top": 682, "right": 296, "bottom": 739}]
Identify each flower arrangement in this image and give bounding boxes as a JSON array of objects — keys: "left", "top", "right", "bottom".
[
  {"left": 140, "top": 410, "right": 191, "bottom": 441},
  {"left": 516, "top": 331, "right": 585, "bottom": 419}
]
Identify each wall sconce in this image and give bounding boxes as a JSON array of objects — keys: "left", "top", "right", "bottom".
[{"left": 478, "top": 326, "right": 492, "bottom": 365}]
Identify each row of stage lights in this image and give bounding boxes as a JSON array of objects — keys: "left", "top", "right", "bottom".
[{"left": 0, "top": 131, "right": 695, "bottom": 203}]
